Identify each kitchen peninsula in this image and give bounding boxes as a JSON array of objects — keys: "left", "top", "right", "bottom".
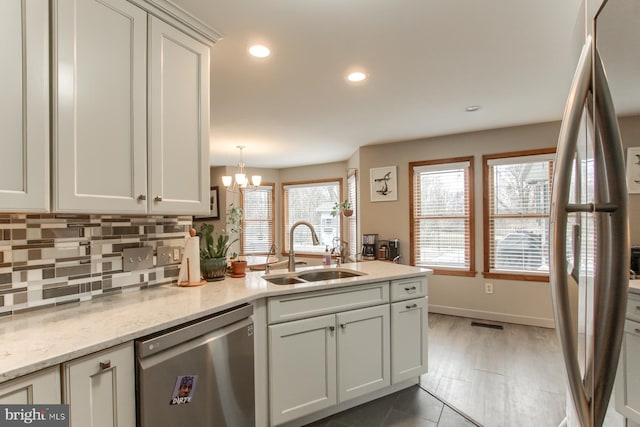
[{"left": 0, "top": 261, "right": 431, "bottom": 427}]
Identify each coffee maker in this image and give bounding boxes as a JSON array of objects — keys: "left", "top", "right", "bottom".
[
  {"left": 388, "top": 239, "right": 399, "bottom": 261},
  {"left": 362, "top": 234, "right": 377, "bottom": 260}
]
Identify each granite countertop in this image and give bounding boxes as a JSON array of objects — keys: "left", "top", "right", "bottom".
[{"left": 0, "top": 261, "right": 431, "bottom": 384}]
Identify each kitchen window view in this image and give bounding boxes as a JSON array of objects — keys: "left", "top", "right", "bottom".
[
  {"left": 282, "top": 179, "right": 342, "bottom": 255},
  {"left": 410, "top": 157, "right": 474, "bottom": 276},
  {"left": 483, "top": 149, "right": 555, "bottom": 281}
]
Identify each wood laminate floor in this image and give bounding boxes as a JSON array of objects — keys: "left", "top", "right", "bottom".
[
  {"left": 306, "top": 313, "right": 627, "bottom": 427},
  {"left": 421, "top": 313, "right": 566, "bottom": 427}
]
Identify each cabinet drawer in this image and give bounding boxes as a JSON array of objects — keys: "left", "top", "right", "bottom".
[
  {"left": 628, "top": 293, "right": 640, "bottom": 323},
  {"left": 390, "top": 276, "right": 427, "bottom": 302},
  {"left": 268, "top": 282, "right": 389, "bottom": 324}
]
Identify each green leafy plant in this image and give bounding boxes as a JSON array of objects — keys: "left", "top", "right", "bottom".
[
  {"left": 330, "top": 200, "right": 352, "bottom": 217},
  {"left": 199, "top": 204, "right": 243, "bottom": 259}
]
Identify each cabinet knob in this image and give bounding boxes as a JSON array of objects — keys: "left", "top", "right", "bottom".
[
  {"left": 635, "top": 328, "right": 640, "bottom": 335},
  {"left": 154, "top": 196, "right": 163, "bottom": 202},
  {"left": 329, "top": 326, "right": 335, "bottom": 332},
  {"left": 340, "top": 324, "right": 346, "bottom": 329},
  {"left": 406, "top": 304, "right": 418, "bottom": 309},
  {"left": 137, "top": 194, "right": 146, "bottom": 201},
  {"left": 99, "top": 360, "right": 111, "bottom": 370}
]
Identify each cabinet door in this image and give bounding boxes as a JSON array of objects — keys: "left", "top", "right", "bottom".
[
  {"left": 63, "top": 342, "right": 135, "bottom": 427},
  {"left": 0, "top": 367, "right": 61, "bottom": 404},
  {"left": 269, "top": 314, "right": 337, "bottom": 425},
  {"left": 336, "top": 304, "right": 390, "bottom": 402},
  {"left": 53, "top": 0, "right": 147, "bottom": 213},
  {"left": 0, "top": 0, "right": 49, "bottom": 212},
  {"left": 615, "top": 319, "right": 640, "bottom": 423},
  {"left": 148, "top": 17, "right": 210, "bottom": 215},
  {"left": 391, "top": 297, "right": 429, "bottom": 383}
]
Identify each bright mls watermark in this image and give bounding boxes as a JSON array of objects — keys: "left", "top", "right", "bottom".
[{"left": 0, "top": 405, "right": 69, "bottom": 427}]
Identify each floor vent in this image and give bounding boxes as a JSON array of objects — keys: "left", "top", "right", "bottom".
[{"left": 471, "top": 321, "right": 504, "bottom": 330}]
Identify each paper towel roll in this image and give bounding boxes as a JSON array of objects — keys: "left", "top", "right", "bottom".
[{"left": 178, "top": 235, "right": 201, "bottom": 284}]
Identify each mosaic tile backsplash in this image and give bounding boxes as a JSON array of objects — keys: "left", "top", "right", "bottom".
[{"left": 0, "top": 214, "right": 192, "bottom": 316}]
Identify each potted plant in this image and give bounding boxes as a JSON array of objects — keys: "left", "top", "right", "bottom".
[
  {"left": 330, "top": 200, "right": 353, "bottom": 217},
  {"left": 198, "top": 223, "right": 233, "bottom": 281},
  {"left": 198, "top": 204, "right": 243, "bottom": 280},
  {"left": 226, "top": 204, "right": 247, "bottom": 277}
]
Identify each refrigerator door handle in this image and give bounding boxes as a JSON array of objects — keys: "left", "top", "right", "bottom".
[
  {"left": 549, "top": 36, "right": 593, "bottom": 427},
  {"left": 591, "top": 47, "right": 629, "bottom": 427}
]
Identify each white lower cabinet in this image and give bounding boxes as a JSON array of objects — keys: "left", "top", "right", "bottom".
[
  {"left": 616, "top": 303, "right": 640, "bottom": 423},
  {"left": 269, "top": 304, "right": 390, "bottom": 426},
  {"left": 62, "top": 342, "right": 135, "bottom": 427},
  {"left": 0, "top": 367, "right": 61, "bottom": 404},
  {"left": 391, "top": 297, "right": 429, "bottom": 383},
  {"left": 269, "top": 314, "right": 337, "bottom": 425}
]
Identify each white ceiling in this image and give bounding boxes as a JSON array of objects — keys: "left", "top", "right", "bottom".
[{"left": 170, "top": 0, "right": 584, "bottom": 169}]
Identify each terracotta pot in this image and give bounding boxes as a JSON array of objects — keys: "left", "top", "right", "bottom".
[
  {"left": 231, "top": 260, "right": 247, "bottom": 278},
  {"left": 200, "top": 257, "right": 227, "bottom": 281},
  {"left": 343, "top": 209, "right": 354, "bottom": 217}
]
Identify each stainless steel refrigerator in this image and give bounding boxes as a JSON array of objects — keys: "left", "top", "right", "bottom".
[{"left": 550, "top": 0, "right": 637, "bottom": 426}]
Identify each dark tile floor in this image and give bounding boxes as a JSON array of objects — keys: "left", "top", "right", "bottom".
[{"left": 304, "top": 385, "right": 480, "bottom": 427}]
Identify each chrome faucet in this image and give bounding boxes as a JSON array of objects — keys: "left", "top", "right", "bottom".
[{"left": 289, "top": 221, "right": 320, "bottom": 272}]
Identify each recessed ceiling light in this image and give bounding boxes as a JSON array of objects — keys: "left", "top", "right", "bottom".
[
  {"left": 346, "top": 71, "right": 368, "bottom": 82},
  {"left": 248, "top": 45, "right": 271, "bottom": 58},
  {"left": 465, "top": 105, "right": 481, "bottom": 112}
]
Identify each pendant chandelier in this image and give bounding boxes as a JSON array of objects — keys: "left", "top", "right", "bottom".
[{"left": 222, "top": 145, "right": 262, "bottom": 192}]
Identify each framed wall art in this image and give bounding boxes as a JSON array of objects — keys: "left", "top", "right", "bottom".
[
  {"left": 627, "top": 147, "right": 640, "bottom": 194},
  {"left": 370, "top": 166, "right": 398, "bottom": 202},
  {"left": 195, "top": 186, "right": 220, "bottom": 220}
]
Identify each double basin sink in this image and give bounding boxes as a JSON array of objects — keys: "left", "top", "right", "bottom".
[{"left": 264, "top": 268, "right": 364, "bottom": 285}]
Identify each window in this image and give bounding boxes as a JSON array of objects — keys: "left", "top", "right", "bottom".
[
  {"left": 283, "top": 179, "right": 342, "bottom": 255},
  {"left": 483, "top": 149, "right": 555, "bottom": 281},
  {"left": 347, "top": 171, "right": 358, "bottom": 260},
  {"left": 410, "top": 157, "right": 474, "bottom": 276},
  {"left": 241, "top": 184, "right": 274, "bottom": 254}
]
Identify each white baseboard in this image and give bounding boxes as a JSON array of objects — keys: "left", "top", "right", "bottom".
[{"left": 429, "top": 304, "right": 556, "bottom": 328}]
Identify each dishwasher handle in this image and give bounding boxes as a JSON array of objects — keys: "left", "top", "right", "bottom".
[{"left": 136, "top": 304, "right": 253, "bottom": 358}]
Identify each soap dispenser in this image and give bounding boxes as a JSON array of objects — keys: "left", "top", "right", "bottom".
[{"left": 324, "top": 246, "right": 331, "bottom": 266}]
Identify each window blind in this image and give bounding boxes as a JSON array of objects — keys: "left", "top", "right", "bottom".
[
  {"left": 487, "top": 153, "right": 554, "bottom": 275},
  {"left": 411, "top": 159, "right": 472, "bottom": 271},
  {"left": 347, "top": 172, "right": 358, "bottom": 259},
  {"left": 283, "top": 180, "right": 341, "bottom": 254},
  {"left": 241, "top": 184, "right": 274, "bottom": 253}
]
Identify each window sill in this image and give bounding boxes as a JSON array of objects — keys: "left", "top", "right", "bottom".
[{"left": 482, "top": 271, "right": 549, "bottom": 282}]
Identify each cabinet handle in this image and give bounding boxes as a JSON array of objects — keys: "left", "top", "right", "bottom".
[
  {"left": 340, "top": 324, "right": 346, "bottom": 329},
  {"left": 99, "top": 360, "right": 111, "bottom": 370},
  {"left": 636, "top": 306, "right": 640, "bottom": 311},
  {"left": 406, "top": 304, "right": 418, "bottom": 309},
  {"left": 137, "top": 194, "right": 146, "bottom": 201},
  {"left": 329, "top": 326, "right": 335, "bottom": 332},
  {"left": 154, "top": 196, "right": 163, "bottom": 202},
  {"left": 405, "top": 286, "right": 417, "bottom": 291},
  {"left": 634, "top": 328, "right": 640, "bottom": 335}
]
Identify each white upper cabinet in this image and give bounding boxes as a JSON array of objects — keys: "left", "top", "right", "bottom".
[
  {"left": 53, "top": 0, "right": 211, "bottom": 215},
  {"left": 53, "top": 0, "right": 148, "bottom": 213},
  {"left": 148, "top": 17, "right": 210, "bottom": 215},
  {"left": 0, "top": 0, "right": 49, "bottom": 212}
]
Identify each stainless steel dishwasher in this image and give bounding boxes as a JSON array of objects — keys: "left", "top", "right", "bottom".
[{"left": 136, "top": 304, "right": 254, "bottom": 427}]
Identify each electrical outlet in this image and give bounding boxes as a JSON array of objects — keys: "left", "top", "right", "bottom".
[
  {"left": 157, "top": 246, "right": 182, "bottom": 266},
  {"left": 485, "top": 283, "right": 494, "bottom": 294}
]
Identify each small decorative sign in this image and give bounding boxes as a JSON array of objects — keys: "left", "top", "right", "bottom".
[
  {"left": 370, "top": 166, "right": 398, "bottom": 202},
  {"left": 169, "top": 375, "right": 199, "bottom": 405}
]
